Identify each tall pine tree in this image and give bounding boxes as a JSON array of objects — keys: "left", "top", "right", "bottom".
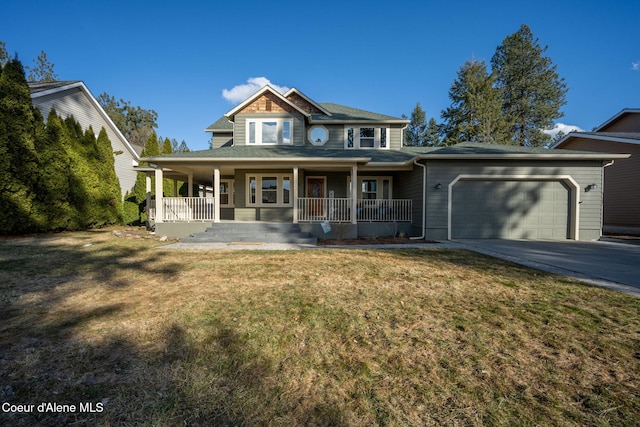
[
  {"left": 491, "top": 24, "right": 567, "bottom": 146},
  {"left": 403, "top": 102, "right": 428, "bottom": 146},
  {"left": 441, "top": 59, "right": 509, "bottom": 145}
]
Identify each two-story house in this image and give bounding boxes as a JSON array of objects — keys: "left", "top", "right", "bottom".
[{"left": 141, "top": 85, "right": 628, "bottom": 242}]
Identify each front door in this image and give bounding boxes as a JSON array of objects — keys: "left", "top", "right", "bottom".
[{"left": 306, "top": 177, "right": 326, "bottom": 217}]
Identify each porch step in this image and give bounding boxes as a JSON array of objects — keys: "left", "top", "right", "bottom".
[{"left": 180, "top": 222, "right": 318, "bottom": 245}]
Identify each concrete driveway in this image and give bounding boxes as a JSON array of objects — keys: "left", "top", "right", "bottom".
[{"left": 454, "top": 239, "right": 640, "bottom": 297}]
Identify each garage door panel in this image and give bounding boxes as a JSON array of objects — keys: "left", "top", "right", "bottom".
[{"left": 451, "top": 180, "right": 569, "bottom": 240}]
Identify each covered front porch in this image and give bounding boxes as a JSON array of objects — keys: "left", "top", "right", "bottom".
[{"left": 142, "top": 161, "right": 416, "bottom": 239}]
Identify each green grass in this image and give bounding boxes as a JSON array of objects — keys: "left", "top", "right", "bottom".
[{"left": 0, "top": 229, "right": 638, "bottom": 426}]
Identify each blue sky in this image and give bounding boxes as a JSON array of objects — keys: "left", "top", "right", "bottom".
[{"left": 2, "top": 0, "right": 639, "bottom": 150}]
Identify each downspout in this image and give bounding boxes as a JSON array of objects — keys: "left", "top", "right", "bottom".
[{"left": 410, "top": 158, "right": 426, "bottom": 240}]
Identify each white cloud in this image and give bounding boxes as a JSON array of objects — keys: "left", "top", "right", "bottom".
[
  {"left": 543, "top": 123, "right": 584, "bottom": 139},
  {"left": 222, "top": 77, "right": 290, "bottom": 103},
  {"left": 632, "top": 61, "right": 640, "bottom": 71}
]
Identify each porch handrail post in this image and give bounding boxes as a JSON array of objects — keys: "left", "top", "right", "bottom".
[
  {"left": 293, "top": 166, "right": 299, "bottom": 224},
  {"left": 155, "top": 167, "right": 164, "bottom": 223},
  {"left": 351, "top": 164, "right": 358, "bottom": 224},
  {"left": 213, "top": 166, "right": 220, "bottom": 223}
]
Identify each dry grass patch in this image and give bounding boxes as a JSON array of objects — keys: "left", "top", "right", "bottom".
[{"left": 0, "top": 230, "right": 639, "bottom": 426}]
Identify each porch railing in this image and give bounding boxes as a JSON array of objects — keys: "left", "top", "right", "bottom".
[
  {"left": 154, "top": 197, "right": 215, "bottom": 222},
  {"left": 356, "top": 199, "right": 412, "bottom": 222},
  {"left": 297, "top": 198, "right": 412, "bottom": 223},
  {"left": 297, "top": 197, "right": 352, "bottom": 222}
]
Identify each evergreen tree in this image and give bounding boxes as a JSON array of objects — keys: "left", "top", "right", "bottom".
[
  {"left": 124, "top": 131, "right": 161, "bottom": 224},
  {"left": 177, "top": 140, "right": 190, "bottom": 152},
  {"left": 425, "top": 118, "right": 442, "bottom": 146},
  {"left": 26, "top": 50, "right": 58, "bottom": 82},
  {"left": 491, "top": 24, "right": 568, "bottom": 146},
  {"left": 0, "top": 58, "right": 40, "bottom": 233},
  {"left": 404, "top": 102, "right": 427, "bottom": 146},
  {"left": 93, "top": 128, "right": 123, "bottom": 226},
  {"left": 161, "top": 137, "right": 173, "bottom": 154},
  {"left": 34, "top": 109, "right": 72, "bottom": 230},
  {"left": 0, "top": 41, "right": 8, "bottom": 68},
  {"left": 441, "top": 59, "right": 509, "bottom": 145}
]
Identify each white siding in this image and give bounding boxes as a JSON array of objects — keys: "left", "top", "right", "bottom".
[{"left": 32, "top": 86, "right": 139, "bottom": 199}]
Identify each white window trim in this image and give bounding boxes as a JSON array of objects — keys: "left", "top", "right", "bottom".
[
  {"left": 246, "top": 174, "right": 293, "bottom": 207},
  {"left": 219, "top": 179, "right": 235, "bottom": 207},
  {"left": 347, "top": 176, "right": 393, "bottom": 199},
  {"left": 344, "top": 126, "right": 390, "bottom": 150},
  {"left": 246, "top": 118, "right": 293, "bottom": 145}
]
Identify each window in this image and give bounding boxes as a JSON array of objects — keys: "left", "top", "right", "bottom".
[
  {"left": 246, "top": 119, "right": 293, "bottom": 145},
  {"left": 308, "top": 125, "right": 329, "bottom": 145},
  {"left": 348, "top": 176, "right": 393, "bottom": 199},
  {"left": 219, "top": 180, "right": 235, "bottom": 206},
  {"left": 246, "top": 174, "right": 293, "bottom": 206},
  {"left": 361, "top": 179, "right": 377, "bottom": 199},
  {"left": 359, "top": 128, "right": 375, "bottom": 148},
  {"left": 344, "top": 126, "right": 390, "bottom": 149}
]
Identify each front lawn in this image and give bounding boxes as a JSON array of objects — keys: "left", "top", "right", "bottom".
[{"left": 1, "top": 230, "right": 638, "bottom": 426}]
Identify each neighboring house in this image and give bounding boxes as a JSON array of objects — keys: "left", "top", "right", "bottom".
[
  {"left": 29, "top": 81, "right": 141, "bottom": 199},
  {"left": 552, "top": 109, "right": 639, "bottom": 235},
  {"left": 141, "top": 85, "right": 628, "bottom": 241}
]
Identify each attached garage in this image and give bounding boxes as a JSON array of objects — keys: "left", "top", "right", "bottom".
[
  {"left": 450, "top": 179, "right": 571, "bottom": 240},
  {"left": 415, "top": 143, "right": 629, "bottom": 242}
]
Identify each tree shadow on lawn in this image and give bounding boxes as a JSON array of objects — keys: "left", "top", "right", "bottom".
[{"left": 0, "top": 237, "right": 348, "bottom": 426}]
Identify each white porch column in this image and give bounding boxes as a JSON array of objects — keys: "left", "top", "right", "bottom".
[
  {"left": 155, "top": 168, "right": 164, "bottom": 223},
  {"left": 187, "top": 173, "right": 194, "bottom": 197},
  {"left": 145, "top": 172, "right": 152, "bottom": 220},
  {"left": 351, "top": 164, "right": 358, "bottom": 224},
  {"left": 293, "top": 166, "right": 299, "bottom": 224},
  {"left": 172, "top": 179, "right": 178, "bottom": 197},
  {"left": 213, "top": 166, "right": 221, "bottom": 223}
]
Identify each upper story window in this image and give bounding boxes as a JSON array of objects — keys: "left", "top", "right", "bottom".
[
  {"left": 247, "top": 119, "right": 292, "bottom": 145},
  {"left": 345, "top": 126, "right": 389, "bottom": 149}
]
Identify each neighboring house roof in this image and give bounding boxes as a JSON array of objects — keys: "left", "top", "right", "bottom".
[
  {"left": 593, "top": 108, "right": 640, "bottom": 132},
  {"left": 29, "top": 80, "right": 140, "bottom": 160},
  {"left": 552, "top": 131, "right": 640, "bottom": 148}
]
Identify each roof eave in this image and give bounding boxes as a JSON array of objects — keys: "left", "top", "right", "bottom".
[
  {"left": 141, "top": 156, "right": 373, "bottom": 163},
  {"left": 31, "top": 81, "right": 140, "bottom": 162},
  {"left": 552, "top": 132, "right": 640, "bottom": 148},
  {"left": 417, "top": 153, "right": 631, "bottom": 160}
]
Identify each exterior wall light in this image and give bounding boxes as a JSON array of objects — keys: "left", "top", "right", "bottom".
[
  {"left": 434, "top": 183, "right": 443, "bottom": 190},
  {"left": 585, "top": 183, "right": 597, "bottom": 192}
]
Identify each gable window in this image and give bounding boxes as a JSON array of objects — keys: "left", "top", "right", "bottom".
[
  {"left": 344, "top": 126, "right": 390, "bottom": 149},
  {"left": 247, "top": 119, "right": 293, "bottom": 145},
  {"left": 247, "top": 174, "right": 293, "bottom": 206}
]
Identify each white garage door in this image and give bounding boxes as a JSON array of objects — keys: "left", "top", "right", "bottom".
[{"left": 451, "top": 180, "right": 570, "bottom": 239}]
